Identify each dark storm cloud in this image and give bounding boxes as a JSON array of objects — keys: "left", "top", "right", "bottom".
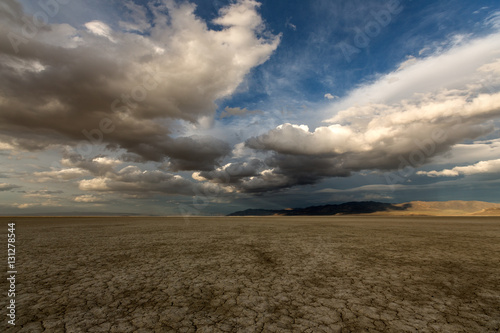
[
  {"left": 195, "top": 159, "right": 264, "bottom": 183},
  {"left": 32, "top": 151, "right": 223, "bottom": 197},
  {"left": 192, "top": 94, "right": 499, "bottom": 194},
  {"left": 231, "top": 154, "right": 351, "bottom": 193},
  {"left": 241, "top": 105, "right": 497, "bottom": 192},
  {"left": 60, "top": 152, "right": 122, "bottom": 176},
  {"left": 194, "top": 155, "right": 350, "bottom": 193},
  {"left": 0, "top": 0, "right": 279, "bottom": 171},
  {"left": 156, "top": 136, "right": 231, "bottom": 171},
  {"left": 114, "top": 135, "right": 231, "bottom": 171}
]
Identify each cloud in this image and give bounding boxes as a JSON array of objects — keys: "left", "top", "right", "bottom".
[
  {"left": 0, "top": 0, "right": 280, "bottom": 171},
  {"left": 317, "top": 184, "right": 406, "bottom": 194},
  {"left": 74, "top": 194, "right": 105, "bottom": 203},
  {"left": 418, "top": 159, "right": 500, "bottom": 177},
  {"left": 157, "top": 136, "right": 232, "bottom": 171},
  {"left": 15, "top": 203, "right": 36, "bottom": 209},
  {"left": 324, "top": 93, "right": 338, "bottom": 100},
  {"left": 314, "top": 177, "right": 500, "bottom": 204},
  {"left": 238, "top": 168, "right": 295, "bottom": 193},
  {"left": 12, "top": 189, "right": 64, "bottom": 208},
  {"left": 14, "top": 201, "right": 62, "bottom": 209},
  {"left": 219, "top": 107, "right": 263, "bottom": 118},
  {"left": 31, "top": 152, "right": 123, "bottom": 182},
  {"left": 396, "top": 56, "right": 418, "bottom": 71},
  {"left": 78, "top": 165, "right": 223, "bottom": 197},
  {"left": 118, "top": 1, "right": 151, "bottom": 33},
  {"left": 60, "top": 153, "right": 122, "bottom": 174},
  {"left": 285, "top": 17, "right": 297, "bottom": 31},
  {"left": 429, "top": 138, "right": 500, "bottom": 165},
  {"left": 473, "top": 7, "right": 489, "bottom": 15},
  {"left": 195, "top": 153, "right": 353, "bottom": 193},
  {"left": 33, "top": 168, "right": 90, "bottom": 182},
  {"left": 84, "top": 21, "right": 116, "bottom": 42},
  {"left": 26, "top": 150, "right": 227, "bottom": 197},
  {"left": 239, "top": 31, "right": 500, "bottom": 192},
  {"left": 247, "top": 123, "right": 365, "bottom": 155},
  {"left": 0, "top": 183, "right": 20, "bottom": 191},
  {"left": 327, "top": 32, "right": 500, "bottom": 110},
  {"left": 194, "top": 159, "right": 264, "bottom": 184},
  {"left": 486, "top": 11, "right": 500, "bottom": 29},
  {"left": 0, "top": 141, "right": 14, "bottom": 150},
  {"left": 21, "top": 190, "right": 63, "bottom": 199}
]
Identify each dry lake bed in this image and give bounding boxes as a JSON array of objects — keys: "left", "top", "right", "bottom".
[{"left": 1, "top": 216, "right": 499, "bottom": 332}]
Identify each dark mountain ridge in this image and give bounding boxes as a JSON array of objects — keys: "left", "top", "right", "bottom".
[{"left": 227, "top": 201, "right": 410, "bottom": 216}]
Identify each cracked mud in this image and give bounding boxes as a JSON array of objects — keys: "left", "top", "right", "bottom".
[{"left": 1, "top": 216, "right": 499, "bottom": 332}]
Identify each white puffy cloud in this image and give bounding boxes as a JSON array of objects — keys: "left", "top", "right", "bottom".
[
  {"left": 84, "top": 21, "right": 116, "bottom": 42},
  {"left": 247, "top": 123, "right": 367, "bottom": 155},
  {"left": 79, "top": 178, "right": 109, "bottom": 191},
  {"left": 89, "top": 157, "right": 122, "bottom": 167},
  {"left": 418, "top": 159, "right": 500, "bottom": 177}
]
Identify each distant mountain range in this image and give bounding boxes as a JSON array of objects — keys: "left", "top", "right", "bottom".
[{"left": 227, "top": 201, "right": 500, "bottom": 216}]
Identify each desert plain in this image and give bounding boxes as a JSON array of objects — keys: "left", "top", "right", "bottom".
[{"left": 1, "top": 216, "right": 499, "bottom": 332}]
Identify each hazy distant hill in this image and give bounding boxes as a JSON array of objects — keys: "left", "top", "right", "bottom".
[
  {"left": 471, "top": 208, "right": 500, "bottom": 216},
  {"left": 386, "top": 201, "right": 500, "bottom": 216},
  {"left": 228, "top": 201, "right": 500, "bottom": 216}
]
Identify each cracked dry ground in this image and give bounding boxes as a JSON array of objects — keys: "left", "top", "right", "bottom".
[{"left": 1, "top": 217, "right": 500, "bottom": 332}]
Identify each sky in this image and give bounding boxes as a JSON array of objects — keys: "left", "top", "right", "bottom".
[{"left": 0, "top": 0, "right": 500, "bottom": 216}]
